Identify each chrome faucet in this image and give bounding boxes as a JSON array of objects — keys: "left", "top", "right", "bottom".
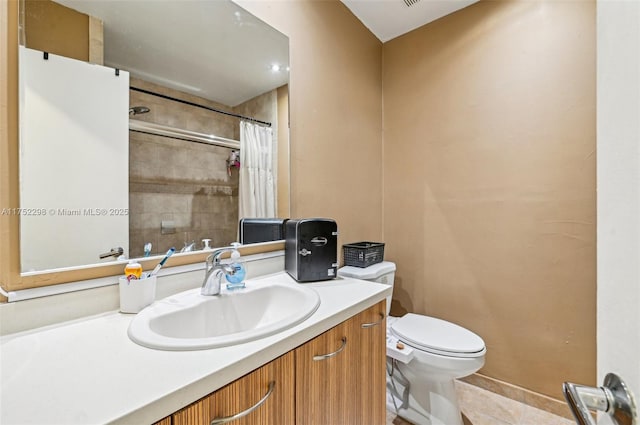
[
  {"left": 180, "top": 240, "right": 196, "bottom": 253},
  {"left": 201, "top": 247, "right": 236, "bottom": 296}
]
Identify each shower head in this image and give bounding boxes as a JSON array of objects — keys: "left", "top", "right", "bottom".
[{"left": 129, "top": 106, "right": 150, "bottom": 115}]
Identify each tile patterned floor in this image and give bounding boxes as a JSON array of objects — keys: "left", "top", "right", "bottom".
[{"left": 385, "top": 381, "right": 575, "bottom": 425}]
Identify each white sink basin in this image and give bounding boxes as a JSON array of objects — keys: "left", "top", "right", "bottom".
[{"left": 128, "top": 281, "right": 320, "bottom": 350}]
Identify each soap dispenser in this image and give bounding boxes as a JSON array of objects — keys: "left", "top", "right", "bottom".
[
  {"left": 124, "top": 259, "right": 142, "bottom": 281},
  {"left": 225, "top": 242, "right": 246, "bottom": 290}
]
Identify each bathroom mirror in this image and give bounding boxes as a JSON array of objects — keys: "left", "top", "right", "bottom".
[{"left": 18, "top": 0, "right": 289, "bottom": 273}]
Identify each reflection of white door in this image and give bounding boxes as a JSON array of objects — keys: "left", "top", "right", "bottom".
[
  {"left": 595, "top": 1, "right": 639, "bottom": 424},
  {"left": 19, "top": 47, "right": 129, "bottom": 272}
]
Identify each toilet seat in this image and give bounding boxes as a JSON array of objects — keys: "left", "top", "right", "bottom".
[{"left": 390, "top": 313, "right": 485, "bottom": 358}]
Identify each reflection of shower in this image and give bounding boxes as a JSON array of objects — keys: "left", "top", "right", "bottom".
[{"left": 129, "top": 106, "right": 150, "bottom": 115}]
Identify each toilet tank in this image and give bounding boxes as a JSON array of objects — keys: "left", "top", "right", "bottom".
[{"left": 337, "top": 261, "right": 396, "bottom": 316}]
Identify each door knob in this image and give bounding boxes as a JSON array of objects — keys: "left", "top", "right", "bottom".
[{"left": 563, "top": 373, "right": 637, "bottom": 425}]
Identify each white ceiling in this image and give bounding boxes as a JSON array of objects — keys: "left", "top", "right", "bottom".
[
  {"left": 55, "top": 0, "right": 289, "bottom": 107},
  {"left": 340, "top": 0, "right": 479, "bottom": 42}
]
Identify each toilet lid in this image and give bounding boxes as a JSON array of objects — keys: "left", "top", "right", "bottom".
[
  {"left": 337, "top": 261, "right": 396, "bottom": 280},
  {"left": 390, "top": 314, "right": 485, "bottom": 358}
]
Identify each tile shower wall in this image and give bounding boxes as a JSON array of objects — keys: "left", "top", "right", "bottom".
[{"left": 128, "top": 78, "right": 278, "bottom": 257}]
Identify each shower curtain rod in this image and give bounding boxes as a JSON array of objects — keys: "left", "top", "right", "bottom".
[
  {"left": 129, "top": 119, "right": 240, "bottom": 150},
  {"left": 130, "top": 87, "right": 272, "bottom": 127}
]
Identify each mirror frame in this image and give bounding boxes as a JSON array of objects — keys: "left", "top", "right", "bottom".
[{"left": 0, "top": 0, "right": 284, "bottom": 297}]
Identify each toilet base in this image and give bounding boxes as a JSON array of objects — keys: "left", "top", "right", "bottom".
[{"left": 387, "top": 359, "right": 464, "bottom": 425}]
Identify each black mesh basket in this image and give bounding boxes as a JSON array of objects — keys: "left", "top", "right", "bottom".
[{"left": 342, "top": 242, "right": 385, "bottom": 268}]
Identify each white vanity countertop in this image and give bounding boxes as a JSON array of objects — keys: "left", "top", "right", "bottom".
[{"left": 0, "top": 272, "right": 390, "bottom": 425}]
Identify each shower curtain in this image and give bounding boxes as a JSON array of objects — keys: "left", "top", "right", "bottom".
[{"left": 239, "top": 121, "right": 276, "bottom": 219}]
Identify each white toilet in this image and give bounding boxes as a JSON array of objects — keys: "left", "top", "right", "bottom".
[{"left": 338, "top": 261, "right": 486, "bottom": 425}]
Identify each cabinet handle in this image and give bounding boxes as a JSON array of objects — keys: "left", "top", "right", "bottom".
[
  {"left": 361, "top": 313, "right": 385, "bottom": 328},
  {"left": 313, "top": 337, "right": 347, "bottom": 361},
  {"left": 210, "top": 381, "right": 275, "bottom": 425}
]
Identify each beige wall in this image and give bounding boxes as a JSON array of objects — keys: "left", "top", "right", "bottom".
[
  {"left": 236, "top": 1, "right": 384, "bottom": 254},
  {"left": 1, "top": 0, "right": 23, "bottom": 294},
  {"left": 383, "top": 1, "right": 596, "bottom": 399},
  {"left": 276, "top": 85, "right": 290, "bottom": 218},
  {"left": 24, "top": 0, "right": 89, "bottom": 61}
]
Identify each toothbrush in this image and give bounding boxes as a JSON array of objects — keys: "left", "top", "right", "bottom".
[{"left": 149, "top": 247, "right": 175, "bottom": 277}]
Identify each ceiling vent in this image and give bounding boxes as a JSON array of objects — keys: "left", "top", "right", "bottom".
[{"left": 403, "top": 0, "right": 421, "bottom": 7}]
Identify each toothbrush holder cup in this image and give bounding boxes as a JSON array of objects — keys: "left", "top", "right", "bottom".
[{"left": 118, "top": 275, "right": 157, "bottom": 313}]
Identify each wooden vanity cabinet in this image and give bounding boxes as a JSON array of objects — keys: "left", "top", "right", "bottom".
[
  {"left": 172, "top": 351, "right": 295, "bottom": 425},
  {"left": 155, "top": 301, "right": 386, "bottom": 425}
]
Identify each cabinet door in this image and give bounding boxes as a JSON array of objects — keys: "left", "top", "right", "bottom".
[
  {"left": 295, "top": 319, "right": 357, "bottom": 425},
  {"left": 295, "top": 301, "right": 387, "bottom": 425},
  {"left": 172, "top": 351, "right": 295, "bottom": 425},
  {"left": 353, "top": 300, "right": 387, "bottom": 425}
]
